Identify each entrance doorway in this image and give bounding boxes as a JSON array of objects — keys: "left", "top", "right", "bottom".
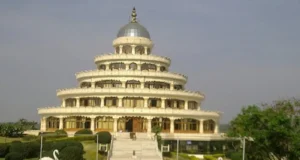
[
  {"left": 125, "top": 118, "right": 133, "bottom": 132},
  {"left": 121, "top": 117, "right": 147, "bottom": 132},
  {"left": 84, "top": 121, "right": 91, "bottom": 129}
]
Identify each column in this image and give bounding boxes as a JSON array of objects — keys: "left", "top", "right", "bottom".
[
  {"left": 122, "top": 81, "right": 126, "bottom": 88},
  {"left": 161, "top": 98, "right": 166, "bottom": 109},
  {"left": 118, "top": 96, "right": 123, "bottom": 107},
  {"left": 214, "top": 120, "right": 219, "bottom": 134},
  {"left": 125, "top": 63, "right": 129, "bottom": 70},
  {"left": 119, "top": 45, "right": 123, "bottom": 54},
  {"left": 144, "top": 97, "right": 149, "bottom": 108},
  {"left": 147, "top": 117, "right": 152, "bottom": 133},
  {"left": 76, "top": 97, "right": 80, "bottom": 108},
  {"left": 184, "top": 100, "right": 188, "bottom": 110},
  {"left": 59, "top": 117, "right": 63, "bottom": 129},
  {"left": 62, "top": 99, "right": 66, "bottom": 107},
  {"left": 106, "top": 64, "right": 110, "bottom": 70},
  {"left": 41, "top": 117, "right": 46, "bottom": 132},
  {"left": 200, "top": 119, "right": 204, "bottom": 133},
  {"left": 137, "top": 64, "right": 141, "bottom": 70},
  {"left": 131, "top": 45, "right": 136, "bottom": 54},
  {"left": 100, "top": 96, "right": 105, "bottom": 107},
  {"left": 90, "top": 117, "right": 95, "bottom": 131},
  {"left": 113, "top": 117, "right": 118, "bottom": 132},
  {"left": 141, "top": 82, "right": 145, "bottom": 89},
  {"left": 174, "top": 101, "right": 177, "bottom": 109},
  {"left": 91, "top": 82, "right": 95, "bottom": 88},
  {"left": 156, "top": 65, "right": 160, "bottom": 71},
  {"left": 144, "top": 46, "right": 148, "bottom": 55},
  {"left": 170, "top": 118, "right": 175, "bottom": 133},
  {"left": 170, "top": 82, "right": 174, "bottom": 90}
]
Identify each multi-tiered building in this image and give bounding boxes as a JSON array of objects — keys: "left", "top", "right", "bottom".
[{"left": 38, "top": 8, "right": 222, "bottom": 141}]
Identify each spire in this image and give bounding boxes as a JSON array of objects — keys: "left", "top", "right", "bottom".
[{"left": 131, "top": 7, "right": 137, "bottom": 23}]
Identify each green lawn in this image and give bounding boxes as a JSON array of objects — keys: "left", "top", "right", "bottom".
[{"left": 0, "top": 136, "right": 23, "bottom": 143}]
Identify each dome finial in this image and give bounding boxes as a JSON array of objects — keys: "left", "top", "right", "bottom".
[{"left": 131, "top": 7, "right": 137, "bottom": 23}]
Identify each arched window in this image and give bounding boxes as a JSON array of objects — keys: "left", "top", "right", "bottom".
[
  {"left": 123, "top": 45, "right": 131, "bottom": 54},
  {"left": 145, "top": 81, "right": 170, "bottom": 89},
  {"left": 98, "top": 65, "right": 106, "bottom": 70},
  {"left": 110, "top": 63, "right": 125, "bottom": 70},
  {"left": 174, "top": 119, "right": 199, "bottom": 133},
  {"left": 188, "top": 101, "right": 198, "bottom": 110},
  {"left": 129, "top": 63, "right": 137, "bottom": 70},
  {"left": 115, "top": 46, "right": 120, "bottom": 54},
  {"left": 95, "top": 117, "right": 114, "bottom": 131},
  {"left": 66, "top": 98, "right": 76, "bottom": 107},
  {"left": 135, "top": 46, "right": 144, "bottom": 54},
  {"left": 151, "top": 118, "right": 170, "bottom": 132},
  {"left": 141, "top": 63, "right": 157, "bottom": 71},
  {"left": 126, "top": 80, "right": 140, "bottom": 88},
  {"left": 80, "top": 82, "right": 91, "bottom": 88},
  {"left": 203, "top": 120, "right": 215, "bottom": 133},
  {"left": 46, "top": 117, "right": 59, "bottom": 130},
  {"left": 160, "top": 66, "right": 166, "bottom": 72},
  {"left": 96, "top": 80, "right": 122, "bottom": 88}
]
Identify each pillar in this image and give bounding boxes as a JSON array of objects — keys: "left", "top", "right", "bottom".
[
  {"left": 113, "top": 117, "right": 118, "bottom": 132},
  {"left": 62, "top": 99, "right": 66, "bottom": 107},
  {"left": 161, "top": 98, "right": 166, "bottom": 109},
  {"left": 174, "top": 101, "right": 177, "bottom": 109},
  {"left": 118, "top": 96, "right": 123, "bottom": 107},
  {"left": 106, "top": 64, "right": 110, "bottom": 70},
  {"left": 119, "top": 45, "right": 123, "bottom": 54},
  {"left": 144, "top": 46, "right": 148, "bottom": 55},
  {"left": 200, "top": 119, "right": 204, "bottom": 133},
  {"left": 170, "top": 118, "right": 174, "bottom": 133},
  {"left": 214, "top": 120, "right": 219, "bottom": 134},
  {"left": 122, "top": 81, "right": 126, "bottom": 88},
  {"left": 59, "top": 117, "right": 63, "bottom": 129},
  {"left": 144, "top": 97, "right": 149, "bottom": 108},
  {"left": 41, "top": 117, "right": 46, "bottom": 132},
  {"left": 76, "top": 98, "right": 80, "bottom": 108},
  {"left": 91, "top": 82, "right": 95, "bottom": 88},
  {"left": 125, "top": 63, "right": 129, "bottom": 70},
  {"left": 90, "top": 117, "right": 95, "bottom": 131},
  {"left": 156, "top": 65, "right": 160, "bottom": 71},
  {"left": 170, "top": 82, "right": 174, "bottom": 90},
  {"left": 131, "top": 45, "right": 136, "bottom": 54},
  {"left": 141, "top": 82, "right": 145, "bottom": 89},
  {"left": 100, "top": 96, "right": 105, "bottom": 107},
  {"left": 147, "top": 117, "right": 152, "bottom": 133},
  {"left": 137, "top": 64, "right": 141, "bottom": 70},
  {"left": 184, "top": 100, "right": 188, "bottom": 110}
]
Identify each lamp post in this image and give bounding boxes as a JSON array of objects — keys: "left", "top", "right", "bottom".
[
  {"left": 39, "top": 132, "right": 43, "bottom": 159},
  {"left": 242, "top": 137, "right": 246, "bottom": 160}
]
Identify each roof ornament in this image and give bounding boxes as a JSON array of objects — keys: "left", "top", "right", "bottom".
[{"left": 131, "top": 7, "right": 137, "bottom": 23}]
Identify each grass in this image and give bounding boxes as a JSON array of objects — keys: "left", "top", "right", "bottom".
[
  {"left": 0, "top": 136, "right": 23, "bottom": 143},
  {"left": 82, "top": 140, "right": 104, "bottom": 160}
]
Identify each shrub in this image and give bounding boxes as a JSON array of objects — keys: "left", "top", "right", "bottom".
[
  {"left": 74, "top": 129, "right": 93, "bottom": 136},
  {"left": 9, "top": 142, "right": 24, "bottom": 154},
  {"left": 95, "top": 131, "right": 112, "bottom": 144},
  {"left": 204, "top": 155, "right": 215, "bottom": 160},
  {"left": 55, "top": 129, "right": 68, "bottom": 136},
  {"left": 23, "top": 142, "right": 40, "bottom": 158},
  {"left": 60, "top": 146, "right": 83, "bottom": 160},
  {"left": 229, "top": 152, "right": 243, "bottom": 160},
  {"left": 0, "top": 143, "right": 9, "bottom": 158},
  {"left": 22, "top": 135, "right": 38, "bottom": 141},
  {"left": 5, "top": 152, "right": 23, "bottom": 160}
]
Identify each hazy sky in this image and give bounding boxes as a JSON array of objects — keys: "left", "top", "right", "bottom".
[{"left": 0, "top": 0, "right": 299, "bottom": 123}]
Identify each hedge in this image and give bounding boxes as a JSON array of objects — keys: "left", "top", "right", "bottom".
[
  {"left": 5, "top": 152, "right": 23, "bottom": 160},
  {"left": 60, "top": 146, "right": 83, "bottom": 160},
  {"left": 74, "top": 129, "right": 93, "bottom": 136},
  {"left": 95, "top": 131, "right": 112, "bottom": 144},
  {"left": 0, "top": 143, "right": 9, "bottom": 157}
]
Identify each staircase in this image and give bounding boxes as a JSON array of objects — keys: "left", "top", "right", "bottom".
[{"left": 109, "top": 133, "right": 162, "bottom": 160}]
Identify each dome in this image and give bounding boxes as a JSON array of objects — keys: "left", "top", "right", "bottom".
[
  {"left": 117, "top": 22, "right": 150, "bottom": 39},
  {"left": 116, "top": 7, "right": 151, "bottom": 39}
]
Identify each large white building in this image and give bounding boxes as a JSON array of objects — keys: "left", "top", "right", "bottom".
[{"left": 38, "top": 8, "right": 223, "bottom": 142}]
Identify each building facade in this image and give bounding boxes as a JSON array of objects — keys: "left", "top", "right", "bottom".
[{"left": 38, "top": 8, "right": 222, "bottom": 141}]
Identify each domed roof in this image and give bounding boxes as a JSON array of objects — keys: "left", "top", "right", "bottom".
[
  {"left": 116, "top": 7, "right": 151, "bottom": 39},
  {"left": 117, "top": 22, "right": 150, "bottom": 39}
]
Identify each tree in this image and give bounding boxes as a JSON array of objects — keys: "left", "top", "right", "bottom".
[{"left": 227, "top": 98, "right": 300, "bottom": 160}]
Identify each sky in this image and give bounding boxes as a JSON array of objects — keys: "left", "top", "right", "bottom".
[{"left": 0, "top": 0, "right": 299, "bottom": 124}]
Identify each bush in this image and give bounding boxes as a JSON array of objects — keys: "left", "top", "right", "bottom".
[
  {"left": 60, "top": 146, "right": 83, "bottom": 160},
  {"left": 22, "top": 135, "right": 38, "bottom": 141},
  {"left": 229, "top": 152, "right": 243, "bottom": 160},
  {"left": 204, "top": 155, "right": 215, "bottom": 160},
  {"left": 95, "top": 131, "right": 112, "bottom": 144},
  {"left": 74, "top": 129, "right": 93, "bottom": 136},
  {"left": 55, "top": 129, "right": 68, "bottom": 136},
  {"left": 23, "top": 142, "right": 40, "bottom": 158},
  {"left": 5, "top": 152, "right": 23, "bottom": 160},
  {"left": 9, "top": 142, "right": 24, "bottom": 154},
  {"left": 0, "top": 143, "right": 9, "bottom": 157}
]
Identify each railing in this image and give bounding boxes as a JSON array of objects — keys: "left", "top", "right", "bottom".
[
  {"left": 37, "top": 107, "right": 221, "bottom": 117},
  {"left": 107, "top": 136, "right": 114, "bottom": 160},
  {"left": 56, "top": 88, "right": 205, "bottom": 99},
  {"left": 75, "top": 69, "right": 188, "bottom": 82},
  {"left": 154, "top": 136, "right": 163, "bottom": 160},
  {"left": 94, "top": 53, "right": 171, "bottom": 65}
]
